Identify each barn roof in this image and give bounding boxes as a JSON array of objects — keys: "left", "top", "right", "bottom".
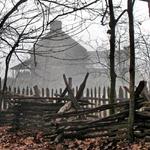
[
  {"left": 11, "top": 20, "right": 89, "bottom": 70},
  {"left": 11, "top": 59, "right": 31, "bottom": 70}
]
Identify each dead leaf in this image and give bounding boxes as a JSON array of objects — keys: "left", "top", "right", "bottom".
[
  {"left": 35, "top": 131, "right": 44, "bottom": 143},
  {"left": 56, "top": 143, "right": 63, "bottom": 150},
  {"left": 23, "top": 137, "right": 34, "bottom": 145},
  {"left": 131, "top": 144, "right": 140, "bottom": 150}
]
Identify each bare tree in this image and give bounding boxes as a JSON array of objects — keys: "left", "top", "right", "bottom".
[
  {"left": 100, "top": 0, "right": 127, "bottom": 114},
  {"left": 0, "top": 0, "right": 103, "bottom": 109},
  {"left": 127, "top": 0, "right": 136, "bottom": 143}
]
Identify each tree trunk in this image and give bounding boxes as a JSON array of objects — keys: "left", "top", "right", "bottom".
[
  {"left": 108, "top": 0, "right": 116, "bottom": 115},
  {"left": 127, "top": 0, "right": 135, "bottom": 143}
]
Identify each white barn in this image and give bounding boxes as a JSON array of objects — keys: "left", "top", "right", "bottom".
[
  {"left": 9, "top": 21, "right": 136, "bottom": 89},
  {"left": 10, "top": 21, "right": 90, "bottom": 88}
]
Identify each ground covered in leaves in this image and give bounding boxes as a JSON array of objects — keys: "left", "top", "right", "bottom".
[{"left": 0, "top": 126, "right": 150, "bottom": 150}]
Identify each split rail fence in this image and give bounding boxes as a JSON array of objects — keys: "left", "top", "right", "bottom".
[
  {"left": 0, "top": 82, "right": 129, "bottom": 131},
  {"left": 1, "top": 76, "right": 150, "bottom": 142},
  {"left": 0, "top": 84, "right": 129, "bottom": 114},
  {"left": 0, "top": 83, "right": 150, "bottom": 142}
]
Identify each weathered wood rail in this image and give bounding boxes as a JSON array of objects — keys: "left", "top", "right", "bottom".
[
  {"left": 0, "top": 85, "right": 129, "bottom": 111},
  {"left": 0, "top": 87, "right": 149, "bottom": 142},
  {"left": 0, "top": 75, "right": 150, "bottom": 142}
]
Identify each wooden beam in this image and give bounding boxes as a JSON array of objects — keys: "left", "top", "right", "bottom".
[
  {"left": 76, "top": 72, "right": 89, "bottom": 100},
  {"left": 63, "top": 74, "right": 81, "bottom": 111}
]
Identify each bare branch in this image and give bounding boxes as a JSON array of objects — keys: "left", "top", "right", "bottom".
[{"left": 0, "top": 0, "right": 28, "bottom": 29}]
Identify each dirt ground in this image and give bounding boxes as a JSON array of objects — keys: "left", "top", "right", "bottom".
[{"left": 0, "top": 126, "right": 150, "bottom": 150}]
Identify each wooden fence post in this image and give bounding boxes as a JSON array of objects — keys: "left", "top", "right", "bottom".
[
  {"left": 55, "top": 89, "right": 58, "bottom": 103},
  {"left": 51, "top": 89, "right": 54, "bottom": 98},
  {"left": 30, "top": 88, "right": 33, "bottom": 95},
  {"left": 68, "top": 77, "right": 72, "bottom": 89},
  {"left": 107, "top": 87, "right": 110, "bottom": 98},
  {"left": 41, "top": 88, "right": 44, "bottom": 97},
  {"left": 9, "top": 86, "right": 11, "bottom": 92},
  {"left": 26, "top": 86, "right": 29, "bottom": 96},
  {"left": 125, "top": 88, "right": 128, "bottom": 99},
  {"left": 86, "top": 88, "right": 89, "bottom": 109},
  {"left": 94, "top": 87, "right": 97, "bottom": 116},
  {"left": 46, "top": 88, "right": 50, "bottom": 97},
  {"left": 0, "top": 77, "right": 1, "bottom": 90},
  {"left": 76, "top": 86, "right": 78, "bottom": 96},
  {"left": 107, "top": 87, "right": 111, "bottom": 116},
  {"left": 33, "top": 85, "right": 40, "bottom": 97},
  {"left": 98, "top": 86, "right": 101, "bottom": 117},
  {"left": 0, "top": 80, "right": 1, "bottom": 110},
  {"left": 55, "top": 89, "right": 58, "bottom": 97},
  {"left": 14, "top": 87, "right": 16, "bottom": 94},
  {"left": 102, "top": 87, "right": 106, "bottom": 117},
  {"left": 91, "top": 88, "right": 93, "bottom": 109},
  {"left": 17, "top": 87, "right": 20, "bottom": 94},
  {"left": 22, "top": 88, "right": 25, "bottom": 95},
  {"left": 119, "top": 86, "right": 124, "bottom": 100},
  {"left": 59, "top": 88, "right": 62, "bottom": 95}
]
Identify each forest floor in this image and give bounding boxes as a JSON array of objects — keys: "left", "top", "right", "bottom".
[{"left": 0, "top": 126, "right": 150, "bottom": 150}]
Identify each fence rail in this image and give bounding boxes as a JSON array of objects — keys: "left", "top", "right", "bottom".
[
  {"left": 1, "top": 80, "right": 150, "bottom": 142},
  {"left": 0, "top": 84, "right": 130, "bottom": 119}
]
